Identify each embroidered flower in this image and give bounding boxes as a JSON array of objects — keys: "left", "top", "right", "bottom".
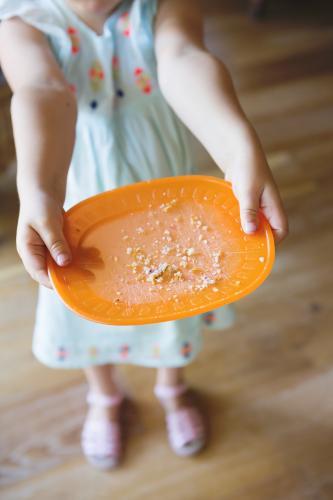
[
  {"left": 89, "top": 60, "right": 105, "bottom": 92},
  {"left": 119, "top": 344, "right": 130, "bottom": 359},
  {"left": 203, "top": 312, "right": 217, "bottom": 326},
  {"left": 57, "top": 346, "right": 68, "bottom": 361},
  {"left": 134, "top": 67, "right": 152, "bottom": 94},
  {"left": 181, "top": 341, "right": 192, "bottom": 358},
  {"left": 67, "top": 26, "right": 80, "bottom": 54},
  {"left": 117, "top": 12, "right": 131, "bottom": 37}
]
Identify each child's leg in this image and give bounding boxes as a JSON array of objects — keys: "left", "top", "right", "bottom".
[
  {"left": 84, "top": 364, "right": 121, "bottom": 421},
  {"left": 156, "top": 367, "right": 184, "bottom": 386}
]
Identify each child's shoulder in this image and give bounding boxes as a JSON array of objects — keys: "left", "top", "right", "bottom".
[{"left": 0, "top": 0, "right": 71, "bottom": 32}]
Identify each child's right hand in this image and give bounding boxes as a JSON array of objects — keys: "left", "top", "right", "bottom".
[{"left": 17, "top": 191, "right": 72, "bottom": 288}]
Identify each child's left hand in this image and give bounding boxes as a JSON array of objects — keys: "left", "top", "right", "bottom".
[{"left": 224, "top": 136, "right": 288, "bottom": 244}]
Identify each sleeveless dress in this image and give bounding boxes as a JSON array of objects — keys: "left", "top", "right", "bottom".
[{"left": 0, "top": 0, "right": 234, "bottom": 368}]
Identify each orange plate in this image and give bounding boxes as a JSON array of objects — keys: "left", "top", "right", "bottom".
[{"left": 48, "top": 176, "right": 275, "bottom": 325}]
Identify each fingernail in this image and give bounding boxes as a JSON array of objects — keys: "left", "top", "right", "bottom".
[
  {"left": 244, "top": 221, "right": 257, "bottom": 233},
  {"left": 56, "top": 254, "right": 70, "bottom": 266}
]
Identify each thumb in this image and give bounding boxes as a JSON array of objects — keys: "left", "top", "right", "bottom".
[
  {"left": 39, "top": 219, "right": 72, "bottom": 266},
  {"left": 237, "top": 189, "right": 260, "bottom": 235}
]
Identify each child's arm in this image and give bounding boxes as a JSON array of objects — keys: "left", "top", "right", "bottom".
[
  {"left": 155, "top": 0, "right": 288, "bottom": 243},
  {"left": 0, "top": 18, "right": 77, "bottom": 287}
]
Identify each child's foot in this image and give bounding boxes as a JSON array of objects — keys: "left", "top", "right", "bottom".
[
  {"left": 154, "top": 383, "right": 206, "bottom": 457},
  {"left": 81, "top": 391, "right": 124, "bottom": 470}
]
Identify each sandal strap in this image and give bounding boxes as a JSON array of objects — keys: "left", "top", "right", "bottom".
[
  {"left": 154, "top": 383, "right": 188, "bottom": 400},
  {"left": 86, "top": 391, "right": 123, "bottom": 408}
]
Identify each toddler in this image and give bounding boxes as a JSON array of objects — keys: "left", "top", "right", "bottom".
[{"left": 0, "top": 0, "right": 288, "bottom": 469}]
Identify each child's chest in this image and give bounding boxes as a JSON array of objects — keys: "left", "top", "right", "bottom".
[{"left": 59, "top": 16, "right": 157, "bottom": 114}]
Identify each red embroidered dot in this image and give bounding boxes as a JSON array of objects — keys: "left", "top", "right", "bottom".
[
  {"left": 72, "top": 46, "right": 80, "bottom": 54},
  {"left": 89, "top": 68, "right": 96, "bottom": 78},
  {"left": 67, "top": 26, "right": 77, "bottom": 35},
  {"left": 134, "top": 67, "right": 143, "bottom": 76},
  {"left": 143, "top": 85, "right": 152, "bottom": 94},
  {"left": 98, "top": 71, "right": 105, "bottom": 80},
  {"left": 124, "top": 29, "right": 130, "bottom": 36},
  {"left": 119, "top": 345, "right": 130, "bottom": 358}
]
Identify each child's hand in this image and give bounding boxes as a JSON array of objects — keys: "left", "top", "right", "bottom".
[
  {"left": 17, "top": 192, "right": 72, "bottom": 288},
  {"left": 224, "top": 140, "right": 288, "bottom": 244}
]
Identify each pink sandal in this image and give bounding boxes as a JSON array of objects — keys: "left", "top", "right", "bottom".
[
  {"left": 81, "top": 392, "right": 124, "bottom": 470},
  {"left": 154, "top": 383, "right": 206, "bottom": 457}
]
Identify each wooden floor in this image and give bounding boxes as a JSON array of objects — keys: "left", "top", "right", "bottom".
[{"left": 1, "top": 1, "right": 333, "bottom": 498}]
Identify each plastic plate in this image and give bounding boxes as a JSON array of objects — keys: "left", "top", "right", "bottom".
[{"left": 48, "top": 175, "right": 275, "bottom": 325}]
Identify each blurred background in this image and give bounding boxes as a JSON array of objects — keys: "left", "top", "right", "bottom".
[{"left": 1, "top": 0, "right": 333, "bottom": 499}]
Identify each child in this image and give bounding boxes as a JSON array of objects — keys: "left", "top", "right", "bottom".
[{"left": 0, "top": 0, "right": 288, "bottom": 470}]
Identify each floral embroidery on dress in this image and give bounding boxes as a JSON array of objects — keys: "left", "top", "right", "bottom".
[
  {"left": 203, "top": 311, "right": 217, "bottom": 326},
  {"left": 119, "top": 344, "right": 130, "bottom": 359},
  {"left": 134, "top": 67, "right": 152, "bottom": 94},
  {"left": 89, "top": 60, "right": 105, "bottom": 92},
  {"left": 67, "top": 26, "right": 80, "bottom": 54},
  {"left": 181, "top": 341, "right": 192, "bottom": 359},
  {"left": 117, "top": 12, "right": 130, "bottom": 37},
  {"left": 57, "top": 346, "right": 68, "bottom": 361}
]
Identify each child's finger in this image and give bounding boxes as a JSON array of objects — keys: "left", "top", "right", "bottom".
[
  {"left": 237, "top": 188, "right": 260, "bottom": 235},
  {"left": 260, "top": 185, "right": 289, "bottom": 244},
  {"left": 36, "top": 219, "right": 72, "bottom": 266},
  {"left": 17, "top": 233, "right": 52, "bottom": 288},
  {"left": 32, "top": 268, "right": 53, "bottom": 289}
]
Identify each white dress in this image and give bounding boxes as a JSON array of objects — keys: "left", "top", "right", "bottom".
[{"left": 0, "top": 0, "right": 235, "bottom": 368}]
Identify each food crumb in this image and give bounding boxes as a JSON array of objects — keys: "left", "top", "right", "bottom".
[
  {"left": 161, "top": 245, "right": 171, "bottom": 255},
  {"left": 160, "top": 198, "right": 177, "bottom": 212},
  {"left": 185, "top": 247, "right": 195, "bottom": 256},
  {"left": 259, "top": 256, "right": 265, "bottom": 263}
]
